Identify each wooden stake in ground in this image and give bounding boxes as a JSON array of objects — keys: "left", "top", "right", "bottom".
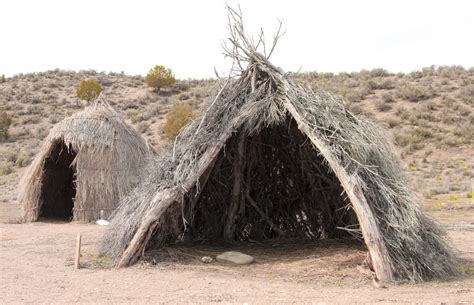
[{"left": 74, "top": 233, "right": 81, "bottom": 270}]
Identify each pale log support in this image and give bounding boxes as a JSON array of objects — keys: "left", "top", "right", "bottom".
[
  {"left": 283, "top": 100, "right": 394, "bottom": 282},
  {"left": 223, "top": 132, "right": 246, "bottom": 240},
  {"left": 116, "top": 126, "right": 235, "bottom": 268}
]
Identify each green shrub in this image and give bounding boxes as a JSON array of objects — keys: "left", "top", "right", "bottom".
[
  {"left": 0, "top": 111, "right": 13, "bottom": 141},
  {"left": 0, "top": 74, "right": 5, "bottom": 83},
  {"left": 145, "top": 65, "right": 176, "bottom": 92},
  {"left": 398, "top": 85, "right": 433, "bottom": 102},
  {"left": 163, "top": 103, "right": 196, "bottom": 140},
  {"left": 76, "top": 79, "right": 102, "bottom": 102}
]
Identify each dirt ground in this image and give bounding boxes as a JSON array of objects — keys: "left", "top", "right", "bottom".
[{"left": 0, "top": 205, "right": 473, "bottom": 303}]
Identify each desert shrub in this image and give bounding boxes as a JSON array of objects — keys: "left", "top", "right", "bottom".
[
  {"left": 414, "top": 127, "right": 433, "bottom": 139},
  {"left": 145, "top": 65, "right": 176, "bottom": 92},
  {"left": 26, "top": 105, "right": 42, "bottom": 115},
  {"left": 395, "top": 106, "right": 410, "bottom": 120},
  {"left": 0, "top": 163, "right": 13, "bottom": 175},
  {"left": 5, "top": 148, "right": 19, "bottom": 163},
  {"left": 16, "top": 154, "right": 30, "bottom": 167},
  {"left": 178, "top": 93, "right": 190, "bottom": 101},
  {"left": 76, "top": 79, "right": 102, "bottom": 102},
  {"left": 398, "top": 85, "right": 433, "bottom": 102},
  {"left": 344, "top": 90, "right": 364, "bottom": 103},
  {"left": 425, "top": 101, "right": 438, "bottom": 111},
  {"left": 163, "top": 103, "right": 196, "bottom": 140},
  {"left": 137, "top": 121, "right": 150, "bottom": 133},
  {"left": 0, "top": 111, "right": 13, "bottom": 141},
  {"left": 384, "top": 117, "right": 401, "bottom": 128},
  {"left": 367, "top": 79, "right": 394, "bottom": 90},
  {"left": 375, "top": 100, "right": 392, "bottom": 112},
  {"left": 348, "top": 104, "right": 363, "bottom": 115},
  {"left": 0, "top": 74, "right": 5, "bottom": 83},
  {"left": 409, "top": 71, "right": 424, "bottom": 79},
  {"left": 458, "top": 85, "right": 473, "bottom": 104},
  {"left": 453, "top": 101, "right": 471, "bottom": 116},
  {"left": 369, "top": 68, "right": 391, "bottom": 77},
  {"left": 35, "top": 127, "right": 48, "bottom": 139},
  {"left": 381, "top": 93, "right": 395, "bottom": 103},
  {"left": 393, "top": 128, "right": 428, "bottom": 152}
]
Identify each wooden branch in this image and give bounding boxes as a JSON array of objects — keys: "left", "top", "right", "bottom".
[
  {"left": 246, "top": 192, "right": 285, "bottom": 237},
  {"left": 116, "top": 125, "right": 236, "bottom": 268},
  {"left": 283, "top": 99, "right": 394, "bottom": 283},
  {"left": 267, "top": 20, "right": 284, "bottom": 59},
  {"left": 74, "top": 233, "right": 81, "bottom": 270},
  {"left": 223, "top": 132, "right": 246, "bottom": 240}
]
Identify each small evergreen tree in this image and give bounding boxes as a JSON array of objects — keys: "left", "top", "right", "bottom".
[
  {"left": 145, "top": 65, "right": 176, "bottom": 92},
  {"left": 76, "top": 79, "right": 102, "bottom": 103}
]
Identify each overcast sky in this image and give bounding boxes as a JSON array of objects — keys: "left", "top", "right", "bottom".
[{"left": 1, "top": 0, "right": 473, "bottom": 78}]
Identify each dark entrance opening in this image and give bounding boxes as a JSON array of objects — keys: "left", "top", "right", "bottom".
[
  {"left": 182, "top": 118, "right": 359, "bottom": 243},
  {"left": 39, "top": 140, "right": 77, "bottom": 220}
]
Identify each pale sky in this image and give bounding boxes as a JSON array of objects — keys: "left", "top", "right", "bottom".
[{"left": 1, "top": 0, "right": 473, "bottom": 78}]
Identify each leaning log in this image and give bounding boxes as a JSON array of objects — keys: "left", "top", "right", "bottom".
[{"left": 283, "top": 99, "right": 394, "bottom": 282}]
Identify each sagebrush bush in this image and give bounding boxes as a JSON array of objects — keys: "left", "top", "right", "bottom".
[
  {"left": 375, "top": 100, "right": 392, "bottom": 112},
  {"left": 0, "top": 111, "right": 13, "bottom": 140},
  {"left": 163, "top": 103, "right": 196, "bottom": 140},
  {"left": 398, "top": 85, "right": 433, "bottom": 102},
  {"left": 76, "top": 79, "right": 102, "bottom": 102},
  {"left": 145, "top": 65, "right": 176, "bottom": 92},
  {"left": 384, "top": 117, "right": 401, "bottom": 128},
  {"left": 458, "top": 85, "right": 473, "bottom": 103},
  {"left": 0, "top": 163, "right": 13, "bottom": 175},
  {"left": 5, "top": 148, "right": 19, "bottom": 163},
  {"left": 369, "top": 68, "right": 391, "bottom": 77}
]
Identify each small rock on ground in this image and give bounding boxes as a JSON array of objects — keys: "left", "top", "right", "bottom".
[
  {"left": 215, "top": 251, "right": 255, "bottom": 266},
  {"left": 201, "top": 256, "right": 214, "bottom": 263}
]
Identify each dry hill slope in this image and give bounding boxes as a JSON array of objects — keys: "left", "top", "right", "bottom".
[{"left": 0, "top": 66, "right": 472, "bottom": 215}]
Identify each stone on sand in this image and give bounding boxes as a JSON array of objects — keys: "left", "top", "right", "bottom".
[{"left": 216, "top": 251, "right": 255, "bottom": 265}]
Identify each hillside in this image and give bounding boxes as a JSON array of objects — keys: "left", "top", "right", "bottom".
[{"left": 0, "top": 66, "right": 472, "bottom": 212}]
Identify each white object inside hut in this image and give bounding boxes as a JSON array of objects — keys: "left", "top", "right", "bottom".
[{"left": 96, "top": 210, "right": 110, "bottom": 226}]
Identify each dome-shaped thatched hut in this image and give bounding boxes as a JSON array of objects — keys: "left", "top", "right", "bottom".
[
  {"left": 20, "top": 97, "right": 152, "bottom": 222},
  {"left": 101, "top": 10, "right": 458, "bottom": 282}
]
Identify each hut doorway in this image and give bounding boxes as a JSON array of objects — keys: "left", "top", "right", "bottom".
[
  {"left": 38, "top": 139, "right": 77, "bottom": 220},
  {"left": 184, "top": 118, "right": 359, "bottom": 243}
]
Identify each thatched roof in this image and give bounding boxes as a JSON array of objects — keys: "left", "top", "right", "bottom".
[
  {"left": 20, "top": 97, "right": 152, "bottom": 222},
  {"left": 101, "top": 9, "right": 458, "bottom": 282}
]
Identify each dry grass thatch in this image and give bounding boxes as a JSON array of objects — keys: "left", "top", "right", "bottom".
[
  {"left": 20, "top": 97, "right": 152, "bottom": 222},
  {"left": 101, "top": 7, "right": 458, "bottom": 282}
]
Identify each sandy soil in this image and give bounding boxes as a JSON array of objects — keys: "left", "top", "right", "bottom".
[{"left": 0, "top": 206, "right": 473, "bottom": 304}]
